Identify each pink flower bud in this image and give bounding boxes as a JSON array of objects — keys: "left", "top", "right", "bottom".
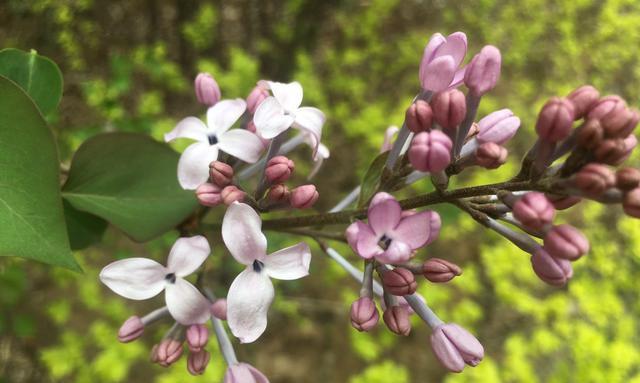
[
  {"left": 530, "top": 247, "right": 573, "bottom": 286},
  {"left": 616, "top": 168, "right": 640, "bottom": 191},
  {"left": 476, "top": 109, "right": 520, "bottom": 145},
  {"left": 266, "top": 184, "right": 290, "bottom": 203},
  {"left": 210, "top": 161, "right": 234, "bottom": 187},
  {"left": 153, "top": 339, "right": 184, "bottom": 367},
  {"left": 422, "top": 258, "right": 462, "bottom": 283},
  {"left": 211, "top": 298, "right": 228, "bottom": 320},
  {"left": 513, "top": 192, "right": 555, "bottom": 230},
  {"left": 613, "top": 134, "right": 638, "bottom": 165},
  {"left": 620, "top": 108, "right": 640, "bottom": 137},
  {"left": 576, "top": 119, "right": 604, "bottom": 149},
  {"left": 350, "top": 297, "right": 379, "bottom": 332},
  {"left": 246, "top": 84, "right": 269, "bottom": 114},
  {"left": 431, "top": 89, "right": 467, "bottom": 130},
  {"left": 194, "top": 73, "right": 221, "bottom": 106},
  {"left": 544, "top": 224, "right": 589, "bottom": 261},
  {"left": 573, "top": 163, "right": 615, "bottom": 198},
  {"left": 381, "top": 268, "right": 417, "bottom": 296},
  {"left": 406, "top": 100, "right": 433, "bottom": 133},
  {"left": 265, "top": 156, "right": 295, "bottom": 183},
  {"left": 345, "top": 222, "right": 360, "bottom": 252},
  {"left": 464, "top": 45, "right": 502, "bottom": 97},
  {"left": 623, "top": 188, "right": 640, "bottom": 218},
  {"left": 594, "top": 138, "right": 627, "bottom": 165},
  {"left": 408, "top": 130, "right": 453, "bottom": 172},
  {"left": 588, "top": 95, "right": 626, "bottom": 120},
  {"left": 187, "top": 350, "right": 210, "bottom": 376},
  {"left": 430, "top": 323, "right": 484, "bottom": 373},
  {"left": 535, "top": 97, "right": 575, "bottom": 142},
  {"left": 196, "top": 183, "right": 223, "bottom": 207},
  {"left": 221, "top": 185, "right": 246, "bottom": 205},
  {"left": 290, "top": 185, "right": 319, "bottom": 209},
  {"left": 186, "top": 324, "right": 209, "bottom": 353},
  {"left": 383, "top": 306, "right": 411, "bottom": 336},
  {"left": 224, "top": 362, "right": 269, "bottom": 383},
  {"left": 475, "top": 142, "right": 508, "bottom": 169},
  {"left": 567, "top": 85, "right": 600, "bottom": 119},
  {"left": 601, "top": 107, "right": 636, "bottom": 138},
  {"left": 117, "top": 316, "right": 144, "bottom": 343},
  {"left": 546, "top": 194, "right": 582, "bottom": 210},
  {"left": 419, "top": 32, "right": 468, "bottom": 92}
]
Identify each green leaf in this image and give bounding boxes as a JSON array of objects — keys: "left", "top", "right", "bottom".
[
  {"left": 357, "top": 151, "right": 390, "bottom": 208},
  {"left": 0, "top": 48, "right": 63, "bottom": 116},
  {"left": 0, "top": 76, "right": 78, "bottom": 270},
  {"left": 63, "top": 200, "right": 108, "bottom": 251},
  {"left": 62, "top": 133, "right": 198, "bottom": 242}
]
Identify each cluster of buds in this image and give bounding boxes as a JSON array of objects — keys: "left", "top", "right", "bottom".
[{"left": 263, "top": 156, "right": 319, "bottom": 209}]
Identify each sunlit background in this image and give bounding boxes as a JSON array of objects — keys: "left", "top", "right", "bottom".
[{"left": 1, "top": 0, "right": 640, "bottom": 382}]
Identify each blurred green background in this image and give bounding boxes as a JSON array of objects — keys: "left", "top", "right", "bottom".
[{"left": 1, "top": 0, "right": 640, "bottom": 382}]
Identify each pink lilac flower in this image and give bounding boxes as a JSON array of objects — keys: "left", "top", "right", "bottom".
[
  {"left": 419, "top": 32, "right": 467, "bottom": 92},
  {"left": 430, "top": 323, "right": 484, "bottom": 373},
  {"left": 224, "top": 363, "right": 269, "bottom": 383}
]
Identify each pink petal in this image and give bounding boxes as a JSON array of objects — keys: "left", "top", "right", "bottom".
[
  {"left": 264, "top": 243, "right": 311, "bottom": 280},
  {"left": 355, "top": 222, "right": 382, "bottom": 259},
  {"left": 206, "top": 99, "right": 246, "bottom": 135},
  {"left": 421, "top": 55, "right": 456, "bottom": 92},
  {"left": 368, "top": 196, "right": 402, "bottom": 235},
  {"left": 431, "top": 326, "right": 466, "bottom": 373},
  {"left": 377, "top": 240, "right": 412, "bottom": 264},
  {"left": 165, "top": 278, "right": 212, "bottom": 325},
  {"left": 436, "top": 32, "right": 467, "bottom": 67},
  {"left": 99, "top": 258, "right": 166, "bottom": 300},
  {"left": 419, "top": 33, "right": 446, "bottom": 85},
  {"left": 253, "top": 97, "right": 295, "bottom": 139},
  {"left": 217, "top": 129, "right": 265, "bottom": 163},
  {"left": 177, "top": 142, "right": 219, "bottom": 190},
  {"left": 164, "top": 117, "right": 208, "bottom": 143},
  {"left": 166, "top": 236, "right": 210, "bottom": 277},
  {"left": 448, "top": 66, "right": 467, "bottom": 89},
  {"left": 222, "top": 202, "right": 267, "bottom": 265},
  {"left": 226, "top": 268, "right": 274, "bottom": 343},
  {"left": 268, "top": 81, "right": 303, "bottom": 112},
  {"left": 391, "top": 210, "right": 441, "bottom": 250}
]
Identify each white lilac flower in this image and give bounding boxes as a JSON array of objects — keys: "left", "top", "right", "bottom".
[
  {"left": 222, "top": 202, "right": 311, "bottom": 343},
  {"left": 253, "top": 81, "right": 325, "bottom": 155},
  {"left": 165, "top": 99, "right": 264, "bottom": 190},
  {"left": 99, "top": 236, "right": 212, "bottom": 325}
]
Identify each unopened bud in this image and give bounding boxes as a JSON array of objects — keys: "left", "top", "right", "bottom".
[
  {"left": 408, "top": 130, "right": 453, "bottom": 173},
  {"left": 154, "top": 339, "right": 184, "bottom": 367},
  {"left": 187, "top": 350, "right": 210, "bottom": 376},
  {"left": 265, "top": 156, "right": 295, "bottom": 183},
  {"left": 186, "top": 324, "right": 209, "bottom": 353},
  {"left": 210, "top": 161, "right": 234, "bottom": 187},
  {"left": 118, "top": 316, "right": 144, "bottom": 343},
  {"left": 211, "top": 299, "right": 228, "bottom": 320},
  {"left": 616, "top": 168, "right": 640, "bottom": 191},
  {"left": 431, "top": 89, "right": 467, "bottom": 130},
  {"left": 290, "top": 185, "right": 319, "bottom": 209},
  {"left": 535, "top": 97, "right": 575, "bottom": 142},
  {"left": 383, "top": 306, "right": 411, "bottom": 336},
  {"left": 530, "top": 248, "right": 573, "bottom": 287},
  {"left": 546, "top": 194, "right": 582, "bottom": 210},
  {"left": 588, "top": 95, "right": 626, "bottom": 120},
  {"left": 594, "top": 138, "right": 627, "bottom": 165},
  {"left": 475, "top": 142, "right": 508, "bottom": 169},
  {"left": 576, "top": 119, "right": 603, "bottom": 149},
  {"left": 430, "top": 323, "right": 485, "bottom": 372},
  {"left": 567, "top": 85, "right": 599, "bottom": 119},
  {"left": 512, "top": 192, "right": 555, "bottom": 230},
  {"left": 266, "top": 184, "right": 290, "bottom": 203},
  {"left": 194, "top": 73, "right": 221, "bottom": 106},
  {"left": 221, "top": 185, "right": 246, "bottom": 205},
  {"left": 406, "top": 100, "right": 433, "bottom": 133},
  {"left": 422, "top": 258, "right": 462, "bottom": 283},
  {"left": 464, "top": 45, "right": 502, "bottom": 97},
  {"left": 620, "top": 108, "right": 640, "bottom": 137},
  {"left": 246, "top": 83, "right": 269, "bottom": 114},
  {"left": 544, "top": 224, "right": 589, "bottom": 261},
  {"left": 477, "top": 109, "right": 520, "bottom": 145},
  {"left": 381, "top": 268, "right": 417, "bottom": 296},
  {"left": 196, "top": 183, "right": 223, "bottom": 207},
  {"left": 601, "top": 107, "right": 636, "bottom": 138},
  {"left": 350, "top": 297, "right": 379, "bottom": 332},
  {"left": 623, "top": 188, "right": 640, "bottom": 218},
  {"left": 614, "top": 134, "right": 638, "bottom": 165},
  {"left": 574, "top": 163, "right": 616, "bottom": 198}
]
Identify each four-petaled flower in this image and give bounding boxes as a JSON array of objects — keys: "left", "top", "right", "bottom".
[
  {"left": 99, "top": 236, "right": 212, "bottom": 325},
  {"left": 165, "top": 99, "right": 264, "bottom": 190},
  {"left": 346, "top": 193, "right": 441, "bottom": 264},
  {"left": 253, "top": 81, "right": 325, "bottom": 154},
  {"left": 222, "top": 202, "right": 311, "bottom": 343}
]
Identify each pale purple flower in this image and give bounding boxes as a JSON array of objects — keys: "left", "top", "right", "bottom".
[
  {"left": 430, "top": 323, "right": 484, "bottom": 373},
  {"left": 253, "top": 81, "right": 325, "bottom": 154},
  {"left": 165, "top": 99, "right": 264, "bottom": 190},
  {"left": 346, "top": 192, "right": 441, "bottom": 264},
  {"left": 224, "top": 363, "right": 270, "bottom": 383},
  {"left": 419, "top": 32, "right": 467, "bottom": 92},
  {"left": 99, "top": 236, "right": 211, "bottom": 325},
  {"left": 222, "top": 202, "right": 311, "bottom": 343}
]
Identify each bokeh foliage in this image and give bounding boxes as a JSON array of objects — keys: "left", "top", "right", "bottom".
[{"left": 1, "top": 0, "right": 639, "bottom": 382}]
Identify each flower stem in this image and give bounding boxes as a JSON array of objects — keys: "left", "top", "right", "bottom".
[{"left": 204, "top": 289, "right": 238, "bottom": 365}]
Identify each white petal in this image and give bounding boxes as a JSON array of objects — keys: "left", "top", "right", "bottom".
[
  {"left": 268, "top": 81, "right": 303, "bottom": 112},
  {"left": 264, "top": 243, "right": 311, "bottom": 280},
  {"left": 253, "top": 96, "right": 295, "bottom": 139},
  {"left": 217, "top": 129, "right": 265, "bottom": 163},
  {"left": 222, "top": 202, "right": 267, "bottom": 265},
  {"left": 315, "top": 142, "right": 330, "bottom": 160},
  {"left": 206, "top": 99, "right": 246, "bottom": 134},
  {"left": 99, "top": 258, "right": 166, "bottom": 300},
  {"left": 166, "top": 236, "right": 211, "bottom": 277},
  {"left": 165, "top": 278, "right": 212, "bottom": 325},
  {"left": 164, "top": 117, "right": 208, "bottom": 143},
  {"left": 177, "top": 143, "right": 219, "bottom": 190},
  {"left": 226, "top": 268, "right": 274, "bottom": 343},
  {"left": 294, "top": 107, "right": 324, "bottom": 154}
]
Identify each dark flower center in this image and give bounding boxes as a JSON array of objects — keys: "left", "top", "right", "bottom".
[
  {"left": 165, "top": 273, "right": 176, "bottom": 284},
  {"left": 208, "top": 134, "right": 218, "bottom": 145},
  {"left": 378, "top": 234, "right": 392, "bottom": 250},
  {"left": 253, "top": 260, "right": 265, "bottom": 273}
]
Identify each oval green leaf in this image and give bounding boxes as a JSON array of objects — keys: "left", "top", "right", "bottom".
[
  {"left": 63, "top": 200, "right": 108, "bottom": 251},
  {"left": 357, "top": 151, "right": 390, "bottom": 208},
  {"left": 0, "top": 76, "right": 78, "bottom": 270},
  {"left": 62, "top": 133, "right": 199, "bottom": 242},
  {"left": 0, "top": 48, "right": 63, "bottom": 116}
]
